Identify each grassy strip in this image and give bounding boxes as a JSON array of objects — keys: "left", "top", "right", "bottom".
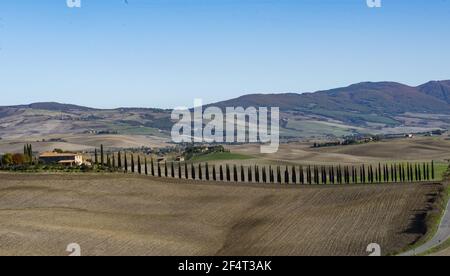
[
  {"left": 189, "top": 152, "right": 253, "bottom": 162},
  {"left": 395, "top": 166, "right": 450, "bottom": 256},
  {"left": 419, "top": 183, "right": 450, "bottom": 256},
  {"left": 421, "top": 237, "right": 450, "bottom": 255}
]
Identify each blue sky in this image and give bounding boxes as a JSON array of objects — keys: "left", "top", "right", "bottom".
[{"left": 0, "top": 0, "right": 449, "bottom": 108}]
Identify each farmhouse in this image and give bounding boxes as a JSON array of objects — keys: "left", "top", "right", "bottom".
[{"left": 39, "top": 152, "right": 83, "bottom": 166}]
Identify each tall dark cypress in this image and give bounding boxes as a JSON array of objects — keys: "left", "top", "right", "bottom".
[
  {"left": 178, "top": 162, "right": 182, "bottom": 179},
  {"left": 233, "top": 165, "right": 238, "bottom": 182},
  {"left": 220, "top": 165, "right": 224, "bottom": 181},
  {"left": 285, "top": 167, "right": 289, "bottom": 184},
  {"left": 213, "top": 165, "right": 217, "bottom": 181},
  {"left": 171, "top": 162, "right": 175, "bottom": 178},
  {"left": 300, "top": 166, "right": 304, "bottom": 184},
  {"left": 423, "top": 163, "right": 427, "bottom": 181},
  {"left": 431, "top": 161, "right": 435, "bottom": 180},
  {"left": 131, "top": 154, "right": 135, "bottom": 173},
  {"left": 185, "top": 162, "right": 189, "bottom": 179},
  {"left": 157, "top": 162, "right": 162, "bottom": 177},
  {"left": 255, "top": 166, "right": 260, "bottom": 183},
  {"left": 145, "top": 157, "right": 148, "bottom": 175},
  {"left": 151, "top": 158, "right": 155, "bottom": 176},
  {"left": 292, "top": 166, "right": 297, "bottom": 184},
  {"left": 241, "top": 166, "right": 245, "bottom": 182},
  {"left": 248, "top": 166, "right": 252, "bottom": 183},
  {"left": 277, "top": 167, "right": 282, "bottom": 184},
  {"left": 192, "top": 164, "right": 196, "bottom": 180},
  {"left": 164, "top": 162, "right": 168, "bottom": 177},
  {"left": 307, "top": 166, "right": 312, "bottom": 184},
  {"left": 118, "top": 151, "right": 122, "bottom": 169},
  {"left": 206, "top": 163, "right": 210, "bottom": 181},
  {"left": 415, "top": 164, "right": 419, "bottom": 181},
  {"left": 199, "top": 164, "right": 203, "bottom": 180},
  {"left": 124, "top": 153, "right": 128, "bottom": 173},
  {"left": 418, "top": 164, "right": 422, "bottom": 181},
  {"left": 137, "top": 156, "right": 141, "bottom": 174},
  {"left": 100, "top": 144, "right": 104, "bottom": 166},
  {"left": 226, "top": 165, "right": 230, "bottom": 182},
  {"left": 261, "top": 166, "right": 266, "bottom": 183}
]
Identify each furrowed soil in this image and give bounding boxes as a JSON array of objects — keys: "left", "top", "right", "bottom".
[{"left": 0, "top": 173, "right": 443, "bottom": 256}]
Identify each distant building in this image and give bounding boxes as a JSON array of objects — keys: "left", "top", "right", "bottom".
[
  {"left": 175, "top": 156, "right": 185, "bottom": 162},
  {"left": 39, "top": 152, "right": 83, "bottom": 166}
]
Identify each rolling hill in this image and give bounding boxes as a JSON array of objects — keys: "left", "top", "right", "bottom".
[
  {"left": 0, "top": 80, "right": 449, "bottom": 139},
  {"left": 210, "top": 81, "right": 450, "bottom": 126}
]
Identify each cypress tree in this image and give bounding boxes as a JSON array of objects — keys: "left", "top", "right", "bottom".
[
  {"left": 233, "top": 165, "right": 238, "bottom": 182},
  {"left": 191, "top": 164, "right": 196, "bottom": 179},
  {"left": 285, "top": 167, "right": 289, "bottom": 184},
  {"left": 248, "top": 166, "right": 252, "bottom": 183},
  {"left": 157, "top": 162, "right": 162, "bottom": 177},
  {"left": 151, "top": 158, "right": 155, "bottom": 176},
  {"left": 269, "top": 166, "right": 274, "bottom": 183},
  {"left": 431, "top": 161, "right": 435, "bottom": 180},
  {"left": 261, "top": 166, "right": 267, "bottom": 183},
  {"left": 178, "top": 162, "right": 182, "bottom": 179},
  {"left": 145, "top": 157, "right": 148, "bottom": 175},
  {"left": 278, "top": 167, "right": 282, "bottom": 184},
  {"left": 100, "top": 144, "right": 104, "bottom": 166},
  {"left": 226, "top": 165, "right": 230, "bottom": 181},
  {"left": 352, "top": 166, "right": 356, "bottom": 184},
  {"left": 220, "top": 165, "right": 224, "bottom": 181},
  {"left": 418, "top": 164, "right": 422, "bottom": 181},
  {"left": 131, "top": 155, "right": 135, "bottom": 173},
  {"left": 137, "top": 156, "right": 141, "bottom": 174},
  {"left": 124, "top": 153, "right": 128, "bottom": 173},
  {"left": 112, "top": 154, "right": 116, "bottom": 170},
  {"left": 307, "top": 166, "right": 312, "bottom": 184},
  {"left": 206, "top": 163, "right": 210, "bottom": 181},
  {"left": 391, "top": 164, "right": 394, "bottom": 182},
  {"left": 292, "top": 166, "right": 297, "bottom": 184},
  {"left": 300, "top": 166, "right": 304, "bottom": 184},
  {"left": 423, "top": 163, "right": 427, "bottom": 181},
  {"left": 383, "top": 165, "right": 387, "bottom": 182},
  {"left": 213, "top": 165, "right": 217, "bottom": 181},
  {"left": 199, "top": 164, "right": 203, "bottom": 180},
  {"left": 94, "top": 149, "right": 98, "bottom": 166},
  {"left": 255, "top": 166, "right": 260, "bottom": 183},
  {"left": 164, "top": 162, "right": 168, "bottom": 177},
  {"left": 171, "top": 162, "right": 175, "bottom": 178},
  {"left": 241, "top": 166, "right": 245, "bottom": 182},
  {"left": 415, "top": 164, "right": 418, "bottom": 181},
  {"left": 118, "top": 151, "right": 122, "bottom": 169}
]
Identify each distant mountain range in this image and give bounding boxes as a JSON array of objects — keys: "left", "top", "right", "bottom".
[
  {"left": 1, "top": 80, "right": 449, "bottom": 139},
  {"left": 211, "top": 80, "right": 450, "bottom": 126}
]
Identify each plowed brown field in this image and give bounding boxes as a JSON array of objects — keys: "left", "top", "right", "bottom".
[{"left": 0, "top": 173, "right": 443, "bottom": 256}]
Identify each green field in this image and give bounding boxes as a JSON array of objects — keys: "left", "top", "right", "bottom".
[{"left": 190, "top": 152, "right": 253, "bottom": 162}]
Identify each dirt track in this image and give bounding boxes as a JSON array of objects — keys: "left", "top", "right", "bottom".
[{"left": 0, "top": 173, "right": 443, "bottom": 256}]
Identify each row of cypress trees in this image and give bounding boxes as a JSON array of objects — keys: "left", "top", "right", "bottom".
[
  {"left": 92, "top": 146, "right": 436, "bottom": 184},
  {"left": 129, "top": 160, "right": 437, "bottom": 184}
]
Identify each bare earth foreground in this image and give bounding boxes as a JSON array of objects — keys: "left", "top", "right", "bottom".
[{"left": 0, "top": 173, "right": 443, "bottom": 256}]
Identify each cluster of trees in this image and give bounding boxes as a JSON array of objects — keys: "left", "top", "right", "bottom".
[{"left": 0, "top": 144, "right": 34, "bottom": 167}]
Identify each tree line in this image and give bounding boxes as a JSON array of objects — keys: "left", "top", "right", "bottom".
[{"left": 94, "top": 146, "right": 437, "bottom": 184}]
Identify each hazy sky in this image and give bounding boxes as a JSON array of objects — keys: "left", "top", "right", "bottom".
[{"left": 0, "top": 0, "right": 450, "bottom": 108}]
